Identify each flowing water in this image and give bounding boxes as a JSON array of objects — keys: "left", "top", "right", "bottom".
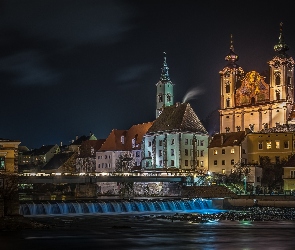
[{"left": 19, "top": 198, "right": 216, "bottom": 216}]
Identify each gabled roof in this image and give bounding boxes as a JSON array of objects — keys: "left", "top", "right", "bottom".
[
  {"left": 208, "top": 131, "right": 246, "bottom": 148},
  {"left": 147, "top": 102, "right": 207, "bottom": 134},
  {"left": 42, "top": 152, "right": 75, "bottom": 170},
  {"left": 99, "top": 122, "right": 153, "bottom": 151},
  {"left": 99, "top": 129, "right": 127, "bottom": 151},
  {"left": 79, "top": 139, "right": 106, "bottom": 157},
  {"left": 124, "top": 122, "right": 153, "bottom": 150},
  {"left": 70, "top": 135, "right": 90, "bottom": 145},
  {"left": 33, "top": 144, "right": 58, "bottom": 155}
]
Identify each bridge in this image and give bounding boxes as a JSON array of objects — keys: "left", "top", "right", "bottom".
[{"left": 18, "top": 172, "right": 193, "bottom": 184}]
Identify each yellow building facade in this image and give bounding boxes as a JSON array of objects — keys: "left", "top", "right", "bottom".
[{"left": 0, "top": 139, "right": 21, "bottom": 173}]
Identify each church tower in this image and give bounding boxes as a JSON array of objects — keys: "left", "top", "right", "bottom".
[
  {"left": 156, "top": 52, "right": 174, "bottom": 118},
  {"left": 268, "top": 22, "right": 294, "bottom": 114},
  {"left": 219, "top": 35, "right": 245, "bottom": 133}
]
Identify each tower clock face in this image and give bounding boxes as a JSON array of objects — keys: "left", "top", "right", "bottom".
[{"left": 158, "top": 110, "right": 162, "bottom": 115}]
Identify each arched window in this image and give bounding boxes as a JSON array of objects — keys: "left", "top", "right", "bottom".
[
  {"left": 225, "top": 82, "right": 230, "bottom": 93},
  {"left": 276, "top": 90, "right": 280, "bottom": 100},
  {"left": 275, "top": 75, "right": 280, "bottom": 85},
  {"left": 158, "top": 94, "right": 163, "bottom": 102}
]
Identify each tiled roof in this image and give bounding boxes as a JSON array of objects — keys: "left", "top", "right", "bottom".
[
  {"left": 33, "top": 145, "right": 57, "bottom": 155},
  {"left": 124, "top": 122, "right": 153, "bottom": 150},
  {"left": 259, "top": 124, "right": 295, "bottom": 133},
  {"left": 42, "top": 152, "right": 75, "bottom": 170},
  {"left": 99, "top": 122, "right": 153, "bottom": 151},
  {"left": 79, "top": 139, "right": 106, "bottom": 157},
  {"left": 208, "top": 131, "right": 246, "bottom": 148},
  {"left": 147, "top": 102, "right": 207, "bottom": 134},
  {"left": 70, "top": 135, "right": 90, "bottom": 145}
]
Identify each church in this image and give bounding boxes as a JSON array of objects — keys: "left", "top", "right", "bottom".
[{"left": 219, "top": 23, "right": 295, "bottom": 133}]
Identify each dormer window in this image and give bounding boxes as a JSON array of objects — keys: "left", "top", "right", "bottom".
[
  {"left": 132, "top": 138, "right": 136, "bottom": 148},
  {"left": 121, "top": 136, "right": 125, "bottom": 144}
]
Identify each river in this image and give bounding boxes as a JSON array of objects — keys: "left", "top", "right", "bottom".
[{"left": 1, "top": 212, "right": 295, "bottom": 250}]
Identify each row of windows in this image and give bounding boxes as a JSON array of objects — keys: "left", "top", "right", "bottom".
[
  {"left": 148, "top": 149, "right": 205, "bottom": 157},
  {"left": 213, "top": 159, "right": 235, "bottom": 165},
  {"left": 157, "top": 160, "right": 204, "bottom": 167},
  {"left": 213, "top": 148, "right": 235, "bottom": 155},
  {"left": 258, "top": 140, "right": 290, "bottom": 150},
  {"left": 97, "top": 163, "right": 112, "bottom": 168},
  {"left": 148, "top": 139, "right": 205, "bottom": 147},
  {"left": 97, "top": 152, "right": 141, "bottom": 160}
]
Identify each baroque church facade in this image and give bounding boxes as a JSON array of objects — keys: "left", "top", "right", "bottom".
[{"left": 219, "top": 23, "right": 295, "bottom": 133}]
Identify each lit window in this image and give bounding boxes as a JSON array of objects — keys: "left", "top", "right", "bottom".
[
  {"left": 266, "top": 141, "right": 272, "bottom": 149},
  {"left": 200, "top": 161, "right": 204, "bottom": 167},
  {"left": 231, "top": 148, "right": 235, "bottom": 154},
  {"left": 275, "top": 140, "right": 280, "bottom": 149},
  {"left": 213, "top": 150, "right": 218, "bottom": 155},
  {"left": 0, "top": 157, "right": 5, "bottom": 170},
  {"left": 222, "top": 169, "right": 225, "bottom": 174}
]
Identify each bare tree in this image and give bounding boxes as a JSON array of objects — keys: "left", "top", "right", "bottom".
[
  {"left": 0, "top": 173, "right": 19, "bottom": 216},
  {"left": 115, "top": 152, "right": 135, "bottom": 172}
]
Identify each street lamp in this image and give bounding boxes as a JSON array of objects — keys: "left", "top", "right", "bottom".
[{"left": 244, "top": 176, "right": 247, "bottom": 194}]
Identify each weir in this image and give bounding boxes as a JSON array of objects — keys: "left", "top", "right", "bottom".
[{"left": 19, "top": 198, "right": 216, "bottom": 216}]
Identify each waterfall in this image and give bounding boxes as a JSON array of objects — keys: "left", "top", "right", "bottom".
[{"left": 19, "top": 198, "right": 215, "bottom": 216}]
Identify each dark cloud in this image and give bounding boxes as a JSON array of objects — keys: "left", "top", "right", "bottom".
[{"left": 0, "top": 50, "right": 60, "bottom": 86}]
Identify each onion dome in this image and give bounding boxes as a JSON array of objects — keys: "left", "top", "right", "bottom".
[
  {"left": 274, "top": 22, "right": 289, "bottom": 57},
  {"left": 225, "top": 34, "right": 239, "bottom": 64}
]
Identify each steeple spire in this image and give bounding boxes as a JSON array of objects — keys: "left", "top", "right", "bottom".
[
  {"left": 274, "top": 22, "right": 289, "bottom": 57},
  {"left": 160, "top": 52, "right": 170, "bottom": 82},
  {"left": 225, "top": 34, "right": 239, "bottom": 64}
]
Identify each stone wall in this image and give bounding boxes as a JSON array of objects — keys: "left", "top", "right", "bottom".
[{"left": 181, "top": 185, "right": 238, "bottom": 199}]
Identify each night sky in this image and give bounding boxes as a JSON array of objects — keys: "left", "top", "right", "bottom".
[{"left": 1, "top": 0, "right": 295, "bottom": 149}]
